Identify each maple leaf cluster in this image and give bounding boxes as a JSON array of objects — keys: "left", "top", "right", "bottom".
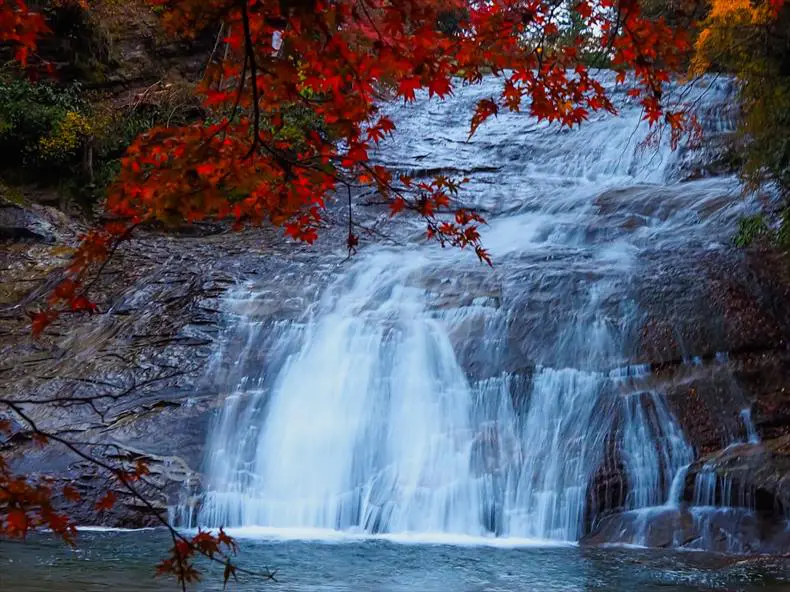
[
  {"left": 0, "top": 0, "right": 699, "bottom": 334},
  {"left": 0, "top": 420, "right": 77, "bottom": 543},
  {"left": 156, "top": 528, "right": 245, "bottom": 588},
  {"left": 0, "top": 0, "right": 48, "bottom": 65},
  {"left": 1, "top": 412, "right": 249, "bottom": 589},
  {"left": 0, "top": 413, "right": 159, "bottom": 541}
]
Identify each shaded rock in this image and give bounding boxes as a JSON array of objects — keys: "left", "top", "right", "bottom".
[
  {"left": 585, "top": 434, "right": 627, "bottom": 533},
  {"left": 0, "top": 198, "right": 70, "bottom": 243},
  {"left": 663, "top": 362, "right": 752, "bottom": 455},
  {"left": 635, "top": 247, "right": 790, "bottom": 366},
  {"left": 583, "top": 506, "right": 790, "bottom": 554},
  {"left": 661, "top": 346, "right": 790, "bottom": 454},
  {"left": 584, "top": 437, "right": 790, "bottom": 553}
]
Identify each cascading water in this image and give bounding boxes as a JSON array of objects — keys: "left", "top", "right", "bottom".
[{"left": 192, "top": 74, "right": 761, "bottom": 543}]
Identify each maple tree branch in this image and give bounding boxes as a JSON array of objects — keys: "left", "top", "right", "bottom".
[
  {"left": 169, "top": 527, "right": 189, "bottom": 592},
  {"left": 227, "top": 47, "right": 249, "bottom": 125},
  {"left": 204, "top": 22, "right": 226, "bottom": 82},
  {"left": 356, "top": 0, "right": 386, "bottom": 45},
  {"left": 81, "top": 222, "right": 143, "bottom": 296},
  {"left": 350, "top": 219, "right": 402, "bottom": 247},
  {"left": 0, "top": 399, "right": 277, "bottom": 585},
  {"left": 240, "top": 0, "right": 262, "bottom": 160},
  {"left": 347, "top": 184, "right": 355, "bottom": 255},
  {"left": 6, "top": 370, "right": 187, "bottom": 425}
]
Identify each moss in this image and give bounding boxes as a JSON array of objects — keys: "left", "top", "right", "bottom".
[
  {"left": 734, "top": 208, "right": 790, "bottom": 250},
  {"left": 0, "top": 182, "right": 27, "bottom": 206},
  {"left": 733, "top": 214, "right": 769, "bottom": 247}
]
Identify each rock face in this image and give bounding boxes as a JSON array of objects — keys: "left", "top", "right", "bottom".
[
  {"left": 686, "top": 439, "right": 790, "bottom": 516},
  {"left": 3, "top": 188, "right": 790, "bottom": 552},
  {"left": 584, "top": 436, "right": 790, "bottom": 552},
  {"left": 0, "top": 200, "right": 60, "bottom": 242},
  {"left": 40, "top": 0, "right": 212, "bottom": 94},
  {"left": 0, "top": 195, "right": 338, "bottom": 526},
  {"left": 583, "top": 245, "right": 790, "bottom": 552}
]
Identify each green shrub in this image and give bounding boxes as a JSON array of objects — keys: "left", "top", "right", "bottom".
[
  {"left": 0, "top": 80, "right": 86, "bottom": 175},
  {"left": 0, "top": 79, "right": 172, "bottom": 216}
]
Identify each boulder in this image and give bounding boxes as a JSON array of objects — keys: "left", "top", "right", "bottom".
[{"left": 0, "top": 197, "right": 71, "bottom": 243}]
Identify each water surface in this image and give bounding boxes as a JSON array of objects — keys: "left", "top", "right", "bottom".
[{"left": 3, "top": 530, "right": 790, "bottom": 591}]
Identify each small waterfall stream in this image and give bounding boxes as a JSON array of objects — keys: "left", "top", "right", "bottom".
[{"left": 190, "top": 74, "right": 763, "bottom": 544}]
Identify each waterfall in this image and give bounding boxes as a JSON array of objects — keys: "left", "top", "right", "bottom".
[
  {"left": 201, "top": 253, "right": 488, "bottom": 532},
  {"left": 192, "top": 74, "right": 759, "bottom": 542},
  {"left": 620, "top": 391, "right": 693, "bottom": 509},
  {"left": 740, "top": 408, "right": 760, "bottom": 444}
]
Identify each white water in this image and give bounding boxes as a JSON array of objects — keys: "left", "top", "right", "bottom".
[{"left": 193, "top": 74, "right": 761, "bottom": 543}]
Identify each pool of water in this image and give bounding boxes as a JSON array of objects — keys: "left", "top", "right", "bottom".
[{"left": 2, "top": 529, "right": 790, "bottom": 591}]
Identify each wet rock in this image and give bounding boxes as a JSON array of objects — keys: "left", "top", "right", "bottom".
[
  {"left": 585, "top": 438, "right": 628, "bottom": 532},
  {"left": 584, "top": 254, "right": 790, "bottom": 549},
  {"left": 585, "top": 438, "right": 790, "bottom": 553},
  {"left": 4, "top": 178, "right": 790, "bottom": 539},
  {"left": 663, "top": 363, "right": 751, "bottom": 455},
  {"left": 0, "top": 209, "right": 334, "bottom": 526},
  {"left": 584, "top": 507, "right": 692, "bottom": 549},
  {"left": 583, "top": 505, "right": 790, "bottom": 554},
  {"left": 585, "top": 505, "right": 789, "bottom": 553},
  {"left": 685, "top": 438, "right": 790, "bottom": 517},
  {"left": 635, "top": 247, "right": 790, "bottom": 366}
]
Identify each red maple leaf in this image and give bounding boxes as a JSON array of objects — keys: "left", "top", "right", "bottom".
[
  {"left": 7, "top": 508, "right": 28, "bottom": 537},
  {"left": 95, "top": 491, "right": 117, "bottom": 512},
  {"left": 398, "top": 77, "right": 422, "bottom": 102}
]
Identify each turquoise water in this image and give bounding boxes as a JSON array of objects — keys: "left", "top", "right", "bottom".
[{"left": 2, "top": 530, "right": 790, "bottom": 591}]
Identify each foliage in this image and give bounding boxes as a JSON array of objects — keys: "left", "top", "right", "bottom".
[
  {"left": 0, "top": 423, "right": 77, "bottom": 544},
  {"left": 733, "top": 208, "right": 790, "bottom": 249},
  {"left": 42, "top": 0, "right": 114, "bottom": 83},
  {"left": 34, "top": 0, "right": 692, "bottom": 331},
  {"left": 0, "top": 403, "right": 274, "bottom": 590},
  {"left": 691, "top": 0, "right": 789, "bottom": 192},
  {"left": 0, "top": 79, "right": 86, "bottom": 172},
  {"left": 777, "top": 208, "right": 790, "bottom": 248},
  {"left": 0, "top": 77, "right": 111, "bottom": 213},
  {"left": 38, "top": 109, "right": 95, "bottom": 160},
  {"left": 0, "top": 0, "right": 49, "bottom": 65},
  {"left": 0, "top": 76, "right": 200, "bottom": 213},
  {"left": 690, "top": 0, "right": 789, "bottom": 245}
]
